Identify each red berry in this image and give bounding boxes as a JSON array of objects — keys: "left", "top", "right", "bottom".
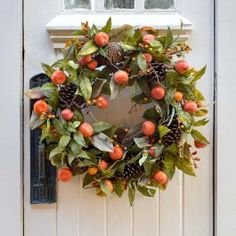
[
  {"left": 95, "top": 95, "right": 108, "bottom": 109},
  {"left": 113, "top": 70, "right": 129, "bottom": 85},
  {"left": 98, "top": 160, "right": 108, "bottom": 171},
  {"left": 153, "top": 170, "right": 168, "bottom": 185},
  {"left": 149, "top": 147, "right": 156, "bottom": 158},
  {"left": 88, "top": 60, "right": 98, "bottom": 70},
  {"left": 61, "top": 109, "right": 74, "bottom": 121},
  {"left": 94, "top": 32, "right": 109, "bottom": 47},
  {"left": 83, "top": 55, "right": 92, "bottom": 63},
  {"left": 175, "top": 60, "right": 189, "bottom": 74},
  {"left": 33, "top": 100, "right": 48, "bottom": 115},
  {"left": 183, "top": 101, "right": 198, "bottom": 113},
  {"left": 142, "top": 121, "right": 156, "bottom": 136},
  {"left": 143, "top": 34, "right": 156, "bottom": 44},
  {"left": 79, "top": 122, "right": 94, "bottom": 137},
  {"left": 151, "top": 86, "right": 166, "bottom": 100},
  {"left": 143, "top": 53, "right": 153, "bottom": 63},
  {"left": 109, "top": 145, "right": 124, "bottom": 160},
  {"left": 58, "top": 168, "right": 72, "bottom": 182},
  {"left": 194, "top": 141, "right": 208, "bottom": 149},
  {"left": 51, "top": 70, "right": 67, "bottom": 85}
]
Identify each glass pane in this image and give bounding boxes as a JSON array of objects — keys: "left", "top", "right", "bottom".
[
  {"left": 145, "top": 0, "right": 174, "bottom": 9},
  {"left": 64, "top": 0, "right": 90, "bottom": 9},
  {"left": 105, "top": 0, "right": 134, "bottom": 9}
]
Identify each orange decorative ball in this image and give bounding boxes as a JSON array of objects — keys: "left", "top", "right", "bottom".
[
  {"left": 183, "top": 101, "right": 198, "bottom": 113},
  {"left": 88, "top": 167, "right": 98, "bottom": 176},
  {"left": 151, "top": 86, "right": 166, "bottom": 100},
  {"left": 95, "top": 95, "right": 108, "bottom": 109},
  {"left": 33, "top": 100, "right": 48, "bottom": 115},
  {"left": 88, "top": 60, "right": 98, "bottom": 70},
  {"left": 58, "top": 168, "right": 72, "bottom": 182},
  {"left": 174, "top": 91, "right": 183, "bottom": 102},
  {"left": 104, "top": 179, "right": 114, "bottom": 192},
  {"left": 98, "top": 160, "right": 108, "bottom": 171},
  {"left": 61, "top": 108, "right": 74, "bottom": 121},
  {"left": 153, "top": 170, "right": 168, "bottom": 185},
  {"left": 142, "top": 121, "right": 156, "bottom": 136},
  {"left": 143, "top": 53, "right": 153, "bottom": 63},
  {"left": 114, "top": 70, "right": 129, "bottom": 85},
  {"left": 194, "top": 141, "right": 208, "bottom": 149},
  {"left": 51, "top": 70, "right": 67, "bottom": 85},
  {"left": 94, "top": 32, "right": 109, "bottom": 47},
  {"left": 143, "top": 34, "right": 156, "bottom": 44},
  {"left": 109, "top": 145, "right": 124, "bottom": 160},
  {"left": 175, "top": 60, "right": 189, "bottom": 74},
  {"left": 79, "top": 122, "right": 94, "bottom": 137}
]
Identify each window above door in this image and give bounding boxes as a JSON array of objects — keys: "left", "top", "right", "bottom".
[{"left": 47, "top": 0, "right": 192, "bottom": 49}]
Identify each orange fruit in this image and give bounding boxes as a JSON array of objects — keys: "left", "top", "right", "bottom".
[
  {"left": 98, "top": 160, "right": 108, "bottom": 171},
  {"left": 58, "top": 168, "right": 72, "bottom": 182},
  {"left": 61, "top": 108, "right": 74, "bottom": 121},
  {"left": 153, "top": 170, "right": 168, "bottom": 185},
  {"left": 79, "top": 122, "right": 94, "bottom": 137},
  {"left": 175, "top": 60, "right": 189, "bottom": 74},
  {"left": 33, "top": 100, "right": 48, "bottom": 115},
  {"left": 88, "top": 167, "right": 98, "bottom": 176},
  {"left": 104, "top": 179, "right": 114, "bottom": 192},
  {"left": 83, "top": 55, "right": 92, "bottom": 63},
  {"left": 143, "top": 53, "right": 153, "bottom": 63},
  {"left": 95, "top": 95, "right": 108, "bottom": 109},
  {"left": 194, "top": 141, "right": 208, "bottom": 149},
  {"left": 174, "top": 91, "right": 183, "bottom": 102},
  {"left": 142, "top": 121, "right": 156, "bottom": 136},
  {"left": 143, "top": 34, "right": 156, "bottom": 44},
  {"left": 183, "top": 101, "right": 198, "bottom": 113},
  {"left": 51, "top": 70, "right": 67, "bottom": 85},
  {"left": 114, "top": 70, "right": 129, "bottom": 85},
  {"left": 88, "top": 60, "right": 98, "bottom": 70},
  {"left": 109, "top": 145, "right": 124, "bottom": 160},
  {"left": 94, "top": 32, "right": 109, "bottom": 47},
  {"left": 151, "top": 86, "right": 166, "bottom": 100}
]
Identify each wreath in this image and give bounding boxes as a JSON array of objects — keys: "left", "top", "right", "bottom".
[{"left": 26, "top": 17, "right": 209, "bottom": 205}]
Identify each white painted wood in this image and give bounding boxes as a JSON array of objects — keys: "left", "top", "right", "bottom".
[
  {"left": 0, "top": 0, "right": 23, "bottom": 235},
  {"left": 24, "top": 0, "right": 214, "bottom": 235},
  {"left": 216, "top": 0, "right": 236, "bottom": 235}
]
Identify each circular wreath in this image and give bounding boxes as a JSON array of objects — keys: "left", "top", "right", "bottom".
[{"left": 26, "top": 18, "right": 209, "bottom": 205}]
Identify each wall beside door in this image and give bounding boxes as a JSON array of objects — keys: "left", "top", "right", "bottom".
[{"left": 23, "top": 0, "right": 214, "bottom": 236}]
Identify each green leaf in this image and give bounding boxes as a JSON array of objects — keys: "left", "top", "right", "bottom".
[
  {"left": 193, "top": 109, "right": 208, "bottom": 117},
  {"left": 176, "top": 157, "right": 196, "bottom": 176},
  {"left": 73, "top": 131, "right": 86, "bottom": 147},
  {"left": 132, "top": 93, "right": 151, "bottom": 104},
  {"left": 91, "top": 79, "right": 107, "bottom": 98},
  {"left": 114, "top": 179, "right": 125, "bottom": 197},
  {"left": 78, "top": 40, "right": 98, "bottom": 56},
  {"left": 41, "top": 83, "right": 59, "bottom": 108},
  {"left": 70, "top": 141, "right": 81, "bottom": 155},
  {"left": 120, "top": 42, "right": 136, "bottom": 52},
  {"left": 78, "top": 150, "right": 91, "bottom": 159},
  {"left": 192, "top": 118, "right": 209, "bottom": 127},
  {"left": 83, "top": 173, "right": 95, "bottom": 187},
  {"left": 128, "top": 183, "right": 135, "bottom": 206},
  {"left": 68, "top": 60, "right": 79, "bottom": 69},
  {"left": 143, "top": 107, "right": 161, "bottom": 121},
  {"left": 126, "top": 152, "right": 142, "bottom": 165},
  {"left": 164, "top": 26, "right": 173, "bottom": 47},
  {"left": 102, "top": 169, "right": 116, "bottom": 178},
  {"left": 134, "top": 137, "right": 149, "bottom": 148},
  {"left": 163, "top": 155, "right": 176, "bottom": 179},
  {"left": 194, "top": 88, "right": 205, "bottom": 101},
  {"left": 192, "top": 65, "right": 207, "bottom": 83},
  {"left": 30, "top": 111, "right": 46, "bottom": 130},
  {"left": 139, "top": 151, "right": 149, "bottom": 166},
  {"left": 59, "top": 135, "right": 71, "bottom": 149},
  {"left": 49, "top": 147, "right": 62, "bottom": 159},
  {"left": 137, "top": 53, "right": 147, "bottom": 72},
  {"left": 158, "top": 125, "right": 171, "bottom": 138},
  {"left": 143, "top": 161, "right": 154, "bottom": 176},
  {"left": 137, "top": 78, "right": 150, "bottom": 96},
  {"left": 153, "top": 144, "right": 164, "bottom": 157},
  {"left": 41, "top": 63, "right": 54, "bottom": 77},
  {"left": 110, "top": 77, "right": 119, "bottom": 100},
  {"left": 183, "top": 142, "right": 191, "bottom": 159},
  {"left": 191, "top": 129, "right": 209, "bottom": 144},
  {"left": 63, "top": 45, "right": 77, "bottom": 60},
  {"left": 91, "top": 132, "right": 113, "bottom": 152},
  {"left": 100, "top": 181, "right": 111, "bottom": 196},
  {"left": 164, "top": 87, "right": 176, "bottom": 106},
  {"left": 73, "top": 110, "right": 84, "bottom": 121},
  {"left": 52, "top": 119, "right": 67, "bottom": 135},
  {"left": 137, "top": 184, "right": 157, "bottom": 197},
  {"left": 40, "top": 119, "right": 51, "bottom": 142},
  {"left": 79, "top": 76, "right": 92, "bottom": 101},
  {"left": 92, "top": 121, "right": 113, "bottom": 133},
  {"left": 101, "top": 17, "right": 112, "bottom": 33}
]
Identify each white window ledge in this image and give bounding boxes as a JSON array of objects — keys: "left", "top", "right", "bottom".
[{"left": 46, "top": 13, "right": 192, "bottom": 49}]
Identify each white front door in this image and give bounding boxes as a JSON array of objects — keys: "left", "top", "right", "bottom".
[{"left": 23, "top": 0, "right": 214, "bottom": 235}]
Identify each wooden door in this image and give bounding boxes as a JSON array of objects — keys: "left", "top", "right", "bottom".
[{"left": 23, "top": 0, "right": 214, "bottom": 235}]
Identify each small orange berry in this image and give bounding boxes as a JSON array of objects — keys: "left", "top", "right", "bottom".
[
  {"left": 94, "top": 32, "right": 109, "bottom": 47},
  {"left": 88, "top": 167, "right": 98, "bottom": 176},
  {"left": 58, "top": 168, "right": 72, "bottom": 182},
  {"left": 142, "top": 121, "right": 156, "bottom": 136},
  {"left": 51, "top": 70, "right": 67, "bottom": 85},
  {"left": 174, "top": 91, "right": 183, "bottom": 102},
  {"left": 95, "top": 95, "right": 108, "bottom": 109},
  {"left": 79, "top": 122, "right": 94, "bottom": 137},
  {"left": 109, "top": 145, "right": 124, "bottom": 160},
  {"left": 33, "top": 100, "right": 48, "bottom": 115},
  {"left": 151, "top": 86, "right": 166, "bottom": 100}
]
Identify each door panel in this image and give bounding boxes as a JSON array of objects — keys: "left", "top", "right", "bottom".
[{"left": 24, "top": 0, "right": 214, "bottom": 235}]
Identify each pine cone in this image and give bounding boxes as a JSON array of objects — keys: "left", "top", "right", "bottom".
[
  {"left": 123, "top": 156, "right": 144, "bottom": 180},
  {"left": 59, "top": 83, "right": 85, "bottom": 111},
  {"left": 162, "top": 114, "right": 182, "bottom": 146},
  {"left": 145, "top": 62, "right": 167, "bottom": 88},
  {"left": 107, "top": 42, "right": 124, "bottom": 64}
]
